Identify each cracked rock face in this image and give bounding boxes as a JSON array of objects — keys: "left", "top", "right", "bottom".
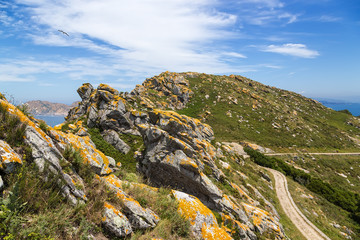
[{"left": 102, "top": 202, "right": 133, "bottom": 237}]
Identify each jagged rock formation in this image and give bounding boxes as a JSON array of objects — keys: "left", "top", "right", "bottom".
[{"left": 61, "top": 79, "right": 286, "bottom": 239}]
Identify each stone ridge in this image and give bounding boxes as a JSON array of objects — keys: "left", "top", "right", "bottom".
[
  {"left": 62, "top": 81, "right": 286, "bottom": 239},
  {"left": 130, "top": 71, "right": 196, "bottom": 110}
]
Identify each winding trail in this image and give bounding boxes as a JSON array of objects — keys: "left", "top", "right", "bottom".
[{"left": 266, "top": 168, "right": 331, "bottom": 240}]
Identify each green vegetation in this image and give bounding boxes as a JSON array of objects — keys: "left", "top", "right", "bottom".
[
  {"left": 38, "top": 120, "right": 49, "bottom": 133},
  {"left": 88, "top": 127, "right": 144, "bottom": 172},
  {"left": 0, "top": 150, "right": 122, "bottom": 239},
  {"left": 0, "top": 104, "right": 27, "bottom": 147},
  {"left": 244, "top": 147, "right": 360, "bottom": 226},
  {"left": 123, "top": 185, "right": 191, "bottom": 239},
  {"left": 337, "top": 109, "right": 352, "bottom": 115},
  {"left": 176, "top": 75, "right": 360, "bottom": 151},
  {"left": 16, "top": 104, "right": 32, "bottom": 118}
]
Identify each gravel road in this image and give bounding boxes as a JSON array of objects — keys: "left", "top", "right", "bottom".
[{"left": 267, "top": 168, "right": 331, "bottom": 240}]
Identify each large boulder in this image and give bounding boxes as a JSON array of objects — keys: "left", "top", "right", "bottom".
[
  {"left": 49, "top": 129, "right": 112, "bottom": 175},
  {"left": 102, "top": 202, "right": 133, "bottom": 237}
]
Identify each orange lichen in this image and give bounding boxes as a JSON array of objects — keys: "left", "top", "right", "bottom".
[
  {"left": 54, "top": 130, "right": 111, "bottom": 174},
  {"left": 179, "top": 157, "right": 198, "bottom": 170},
  {"left": 0, "top": 99, "right": 55, "bottom": 148},
  {"left": 242, "top": 203, "right": 280, "bottom": 233},
  {"left": 201, "top": 224, "right": 233, "bottom": 240},
  {"left": 0, "top": 141, "right": 22, "bottom": 169}
]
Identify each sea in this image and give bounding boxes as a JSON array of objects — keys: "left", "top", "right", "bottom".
[
  {"left": 320, "top": 102, "right": 360, "bottom": 117},
  {"left": 35, "top": 115, "right": 65, "bottom": 127}
]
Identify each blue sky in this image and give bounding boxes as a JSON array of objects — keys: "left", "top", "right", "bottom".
[{"left": 0, "top": 0, "right": 359, "bottom": 104}]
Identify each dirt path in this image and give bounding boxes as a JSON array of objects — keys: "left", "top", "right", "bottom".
[{"left": 266, "top": 168, "right": 331, "bottom": 240}]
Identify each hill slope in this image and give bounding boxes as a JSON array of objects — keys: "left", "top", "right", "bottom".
[{"left": 132, "top": 72, "right": 360, "bottom": 151}]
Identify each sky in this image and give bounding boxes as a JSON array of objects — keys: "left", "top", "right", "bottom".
[{"left": 0, "top": 0, "right": 359, "bottom": 104}]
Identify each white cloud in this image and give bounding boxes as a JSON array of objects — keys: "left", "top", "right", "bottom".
[
  {"left": 240, "top": 0, "right": 284, "bottom": 8},
  {"left": 221, "top": 52, "right": 247, "bottom": 58},
  {"left": 262, "top": 43, "right": 319, "bottom": 58},
  {"left": 15, "top": 0, "right": 242, "bottom": 74},
  {"left": 319, "top": 15, "right": 341, "bottom": 22},
  {"left": 0, "top": 74, "right": 33, "bottom": 82},
  {"left": 279, "top": 13, "right": 299, "bottom": 24},
  {"left": 0, "top": 57, "right": 124, "bottom": 82}
]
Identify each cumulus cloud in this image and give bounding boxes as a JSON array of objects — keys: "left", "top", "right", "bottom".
[{"left": 262, "top": 43, "right": 319, "bottom": 58}]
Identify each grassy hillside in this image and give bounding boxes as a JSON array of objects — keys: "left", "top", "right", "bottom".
[{"left": 172, "top": 74, "right": 360, "bottom": 151}]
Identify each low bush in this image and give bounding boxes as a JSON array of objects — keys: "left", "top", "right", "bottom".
[{"left": 0, "top": 104, "right": 27, "bottom": 147}]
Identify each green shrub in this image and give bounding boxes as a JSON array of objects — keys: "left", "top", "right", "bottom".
[
  {"left": 0, "top": 104, "right": 27, "bottom": 147},
  {"left": 63, "top": 145, "right": 94, "bottom": 183},
  {"left": 16, "top": 104, "right": 32, "bottom": 117},
  {"left": 39, "top": 120, "right": 49, "bottom": 133}
]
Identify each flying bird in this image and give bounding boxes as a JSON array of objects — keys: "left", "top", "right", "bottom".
[{"left": 58, "top": 29, "right": 69, "bottom": 37}]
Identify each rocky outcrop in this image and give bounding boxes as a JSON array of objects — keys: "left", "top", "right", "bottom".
[
  {"left": 62, "top": 76, "right": 287, "bottom": 239},
  {"left": 0, "top": 98, "right": 87, "bottom": 205},
  {"left": 131, "top": 71, "right": 195, "bottom": 110}
]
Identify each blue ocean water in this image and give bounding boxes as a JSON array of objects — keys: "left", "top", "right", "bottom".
[
  {"left": 35, "top": 115, "right": 65, "bottom": 127},
  {"left": 321, "top": 102, "right": 360, "bottom": 116}
]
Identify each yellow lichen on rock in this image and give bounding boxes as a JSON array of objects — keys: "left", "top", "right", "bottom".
[
  {"left": 0, "top": 140, "right": 23, "bottom": 172},
  {"left": 230, "top": 182, "right": 257, "bottom": 205},
  {"left": 54, "top": 130, "right": 112, "bottom": 174},
  {"left": 172, "top": 190, "right": 232, "bottom": 240},
  {"left": 242, "top": 203, "right": 281, "bottom": 233},
  {"left": 201, "top": 224, "right": 233, "bottom": 240}
]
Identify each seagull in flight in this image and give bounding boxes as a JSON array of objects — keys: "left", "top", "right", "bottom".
[{"left": 58, "top": 29, "right": 69, "bottom": 37}]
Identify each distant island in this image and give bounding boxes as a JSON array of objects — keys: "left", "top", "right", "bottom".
[{"left": 25, "top": 100, "right": 78, "bottom": 116}]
